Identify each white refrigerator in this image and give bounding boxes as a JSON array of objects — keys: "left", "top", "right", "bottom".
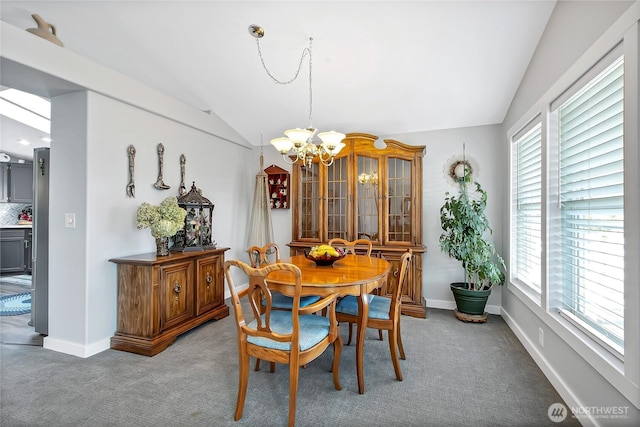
[{"left": 31, "top": 147, "right": 49, "bottom": 335}]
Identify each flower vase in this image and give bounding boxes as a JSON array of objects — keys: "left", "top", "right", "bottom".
[{"left": 155, "top": 237, "right": 170, "bottom": 256}]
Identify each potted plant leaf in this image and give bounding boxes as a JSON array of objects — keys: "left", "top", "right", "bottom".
[{"left": 439, "top": 161, "right": 505, "bottom": 322}]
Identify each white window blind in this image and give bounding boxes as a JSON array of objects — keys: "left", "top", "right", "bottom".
[
  {"left": 512, "top": 122, "right": 542, "bottom": 296},
  {"left": 557, "top": 55, "right": 624, "bottom": 354}
]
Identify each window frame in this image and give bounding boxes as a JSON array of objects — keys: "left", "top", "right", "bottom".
[{"left": 510, "top": 118, "right": 543, "bottom": 302}]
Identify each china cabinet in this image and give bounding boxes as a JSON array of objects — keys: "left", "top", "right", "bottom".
[
  {"left": 109, "top": 248, "right": 229, "bottom": 356},
  {"left": 288, "top": 133, "right": 427, "bottom": 317}
]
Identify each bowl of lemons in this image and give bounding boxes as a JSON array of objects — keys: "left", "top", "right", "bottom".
[{"left": 304, "top": 245, "right": 346, "bottom": 266}]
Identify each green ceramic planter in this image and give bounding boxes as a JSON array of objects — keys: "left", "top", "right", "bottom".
[{"left": 450, "top": 282, "right": 491, "bottom": 315}]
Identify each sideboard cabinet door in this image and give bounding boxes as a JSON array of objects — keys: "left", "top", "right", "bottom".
[
  {"left": 196, "top": 253, "right": 224, "bottom": 315},
  {"left": 160, "top": 260, "right": 194, "bottom": 331}
]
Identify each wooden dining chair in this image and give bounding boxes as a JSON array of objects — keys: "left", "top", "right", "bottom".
[
  {"left": 328, "top": 238, "right": 373, "bottom": 256},
  {"left": 335, "top": 249, "right": 412, "bottom": 382},
  {"left": 248, "top": 242, "right": 322, "bottom": 372},
  {"left": 224, "top": 259, "right": 343, "bottom": 427},
  {"left": 248, "top": 242, "right": 281, "bottom": 267}
]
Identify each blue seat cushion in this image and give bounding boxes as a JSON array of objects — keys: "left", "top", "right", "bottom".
[
  {"left": 247, "top": 311, "right": 330, "bottom": 351},
  {"left": 264, "top": 293, "right": 322, "bottom": 310},
  {"left": 336, "top": 294, "right": 391, "bottom": 320}
]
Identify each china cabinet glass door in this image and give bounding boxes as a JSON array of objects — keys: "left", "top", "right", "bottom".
[
  {"left": 355, "top": 155, "right": 380, "bottom": 243},
  {"left": 386, "top": 156, "right": 413, "bottom": 244},
  {"left": 298, "top": 163, "right": 320, "bottom": 239},
  {"left": 326, "top": 157, "right": 348, "bottom": 240}
]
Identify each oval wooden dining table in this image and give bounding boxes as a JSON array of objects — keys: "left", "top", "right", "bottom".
[{"left": 266, "top": 254, "right": 391, "bottom": 394}]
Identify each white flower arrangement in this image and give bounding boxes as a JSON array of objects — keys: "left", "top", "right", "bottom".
[{"left": 136, "top": 197, "right": 187, "bottom": 238}]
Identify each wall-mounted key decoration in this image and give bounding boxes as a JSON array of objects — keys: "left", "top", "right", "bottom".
[{"left": 153, "top": 143, "right": 170, "bottom": 190}]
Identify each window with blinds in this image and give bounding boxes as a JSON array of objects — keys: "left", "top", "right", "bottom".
[
  {"left": 556, "top": 55, "right": 624, "bottom": 355},
  {"left": 511, "top": 122, "right": 542, "bottom": 297}
]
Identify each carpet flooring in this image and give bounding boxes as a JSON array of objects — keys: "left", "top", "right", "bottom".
[{"left": 0, "top": 300, "right": 581, "bottom": 427}]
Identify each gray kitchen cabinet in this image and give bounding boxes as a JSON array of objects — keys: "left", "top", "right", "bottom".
[
  {"left": 0, "top": 164, "right": 7, "bottom": 202},
  {"left": 8, "top": 164, "right": 33, "bottom": 203},
  {"left": 0, "top": 163, "right": 33, "bottom": 203},
  {"left": 0, "top": 229, "right": 26, "bottom": 274},
  {"left": 25, "top": 229, "right": 32, "bottom": 273}
]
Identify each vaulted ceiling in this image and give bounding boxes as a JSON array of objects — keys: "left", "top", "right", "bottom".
[{"left": 0, "top": 1, "right": 556, "bottom": 158}]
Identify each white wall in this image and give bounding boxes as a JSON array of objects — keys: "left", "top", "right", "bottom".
[{"left": 501, "top": 1, "right": 640, "bottom": 424}]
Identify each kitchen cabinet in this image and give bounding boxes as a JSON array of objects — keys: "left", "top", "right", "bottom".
[
  {"left": 24, "top": 229, "right": 33, "bottom": 274},
  {"left": 0, "top": 163, "right": 33, "bottom": 203},
  {"left": 288, "top": 133, "right": 427, "bottom": 317},
  {"left": 0, "top": 229, "right": 27, "bottom": 273},
  {"left": 0, "top": 164, "right": 7, "bottom": 202},
  {"left": 109, "top": 248, "right": 229, "bottom": 356}
]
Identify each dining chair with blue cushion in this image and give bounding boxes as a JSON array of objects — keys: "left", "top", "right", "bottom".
[
  {"left": 224, "top": 259, "right": 343, "bottom": 427},
  {"left": 335, "top": 249, "right": 412, "bottom": 381},
  {"left": 249, "top": 242, "right": 322, "bottom": 372}
]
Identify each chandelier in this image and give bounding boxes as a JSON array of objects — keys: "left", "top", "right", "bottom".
[{"left": 249, "top": 25, "right": 345, "bottom": 168}]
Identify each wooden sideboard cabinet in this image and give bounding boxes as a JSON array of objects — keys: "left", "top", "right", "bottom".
[
  {"left": 288, "top": 133, "right": 427, "bottom": 318},
  {"left": 109, "top": 248, "right": 229, "bottom": 356}
]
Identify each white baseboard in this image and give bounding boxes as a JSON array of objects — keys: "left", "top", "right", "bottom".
[
  {"left": 426, "top": 298, "right": 501, "bottom": 315},
  {"left": 43, "top": 336, "right": 111, "bottom": 358}
]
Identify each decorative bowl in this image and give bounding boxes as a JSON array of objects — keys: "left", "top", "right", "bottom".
[{"left": 304, "top": 249, "right": 346, "bottom": 266}]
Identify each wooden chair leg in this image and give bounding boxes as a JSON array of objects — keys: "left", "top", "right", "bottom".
[
  {"left": 378, "top": 329, "right": 383, "bottom": 341},
  {"left": 387, "top": 328, "right": 403, "bottom": 381},
  {"left": 332, "top": 334, "right": 343, "bottom": 390},
  {"left": 235, "top": 350, "right": 250, "bottom": 420},
  {"left": 288, "top": 360, "right": 300, "bottom": 427},
  {"left": 397, "top": 320, "right": 406, "bottom": 360},
  {"left": 346, "top": 322, "right": 354, "bottom": 345},
  {"left": 255, "top": 358, "right": 277, "bottom": 372}
]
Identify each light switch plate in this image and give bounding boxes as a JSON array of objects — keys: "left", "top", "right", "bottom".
[{"left": 65, "top": 213, "right": 76, "bottom": 228}]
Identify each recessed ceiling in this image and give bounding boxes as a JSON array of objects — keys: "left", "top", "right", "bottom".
[{"left": 0, "top": 1, "right": 556, "bottom": 148}]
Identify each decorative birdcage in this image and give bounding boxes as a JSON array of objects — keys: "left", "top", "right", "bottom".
[{"left": 171, "top": 182, "right": 215, "bottom": 252}]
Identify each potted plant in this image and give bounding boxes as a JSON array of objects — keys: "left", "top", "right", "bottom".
[
  {"left": 439, "top": 163, "right": 505, "bottom": 322},
  {"left": 136, "top": 196, "right": 187, "bottom": 256}
]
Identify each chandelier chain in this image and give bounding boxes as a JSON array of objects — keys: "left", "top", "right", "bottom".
[
  {"left": 249, "top": 26, "right": 344, "bottom": 169},
  {"left": 255, "top": 37, "right": 314, "bottom": 128}
]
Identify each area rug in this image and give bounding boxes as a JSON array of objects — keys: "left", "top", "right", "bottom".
[{"left": 0, "top": 293, "right": 31, "bottom": 316}]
